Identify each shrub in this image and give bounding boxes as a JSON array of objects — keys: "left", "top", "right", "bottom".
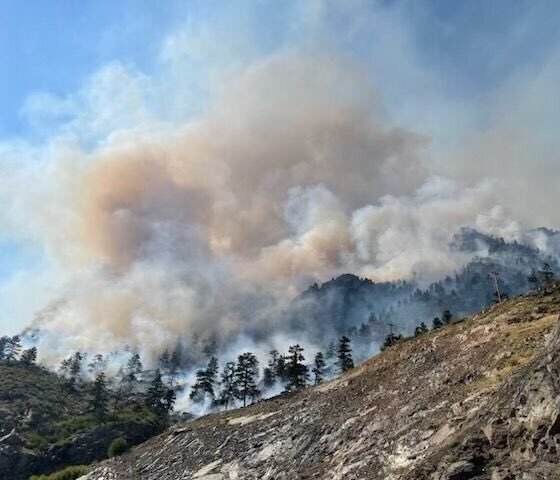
[
  {"left": 108, "top": 436, "right": 128, "bottom": 458},
  {"left": 29, "top": 464, "right": 90, "bottom": 480},
  {"left": 26, "top": 431, "right": 49, "bottom": 451}
]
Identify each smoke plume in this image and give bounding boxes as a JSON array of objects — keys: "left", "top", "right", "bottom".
[{"left": 1, "top": 9, "right": 558, "bottom": 367}]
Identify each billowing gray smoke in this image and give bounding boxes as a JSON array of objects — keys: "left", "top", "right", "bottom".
[{"left": 0, "top": 49, "right": 553, "bottom": 367}]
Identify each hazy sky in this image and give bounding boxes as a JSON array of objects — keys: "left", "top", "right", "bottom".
[{"left": 1, "top": 0, "right": 559, "bottom": 338}]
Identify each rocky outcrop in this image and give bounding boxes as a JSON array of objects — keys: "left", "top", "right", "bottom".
[{"left": 83, "top": 286, "right": 560, "bottom": 479}]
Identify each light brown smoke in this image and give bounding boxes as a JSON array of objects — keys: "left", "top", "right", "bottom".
[{"left": 74, "top": 55, "right": 427, "bottom": 272}]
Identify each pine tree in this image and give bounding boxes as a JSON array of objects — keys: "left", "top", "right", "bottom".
[
  {"left": 528, "top": 270, "right": 540, "bottom": 291},
  {"left": 216, "top": 361, "right": 238, "bottom": 410},
  {"left": 432, "top": 317, "right": 443, "bottom": 330},
  {"left": 284, "top": 345, "right": 309, "bottom": 392},
  {"left": 0, "top": 336, "right": 9, "bottom": 360},
  {"left": 91, "top": 372, "right": 109, "bottom": 421},
  {"left": 234, "top": 353, "right": 260, "bottom": 407},
  {"left": 382, "top": 332, "right": 403, "bottom": 349},
  {"left": 145, "top": 369, "right": 166, "bottom": 415},
  {"left": 202, "top": 336, "right": 218, "bottom": 358},
  {"left": 442, "top": 310, "right": 453, "bottom": 325},
  {"left": 264, "top": 350, "right": 280, "bottom": 386},
  {"left": 540, "top": 263, "right": 555, "bottom": 285},
  {"left": 164, "top": 388, "right": 176, "bottom": 413},
  {"left": 70, "top": 352, "right": 84, "bottom": 381},
  {"left": 206, "top": 356, "right": 219, "bottom": 383},
  {"left": 118, "top": 352, "right": 143, "bottom": 408},
  {"left": 263, "top": 368, "right": 276, "bottom": 388},
  {"left": 159, "top": 350, "right": 170, "bottom": 374},
  {"left": 169, "top": 344, "right": 183, "bottom": 385},
  {"left": 190, "top": 356, "right": 219, "bottom": 402},
  {"left": 59, "top": 357, "right": 72, "bottom": 377},
  {"left": 414, "top": 322, "right": 428, "bottom": 336},
  {"left": 312, "top": 352, "right": 326, "bottom": 384},
  {"left": 4, "top": 336, "right": 21, "bottom": 362},
  {"left": 337, "top": 336, "right": 354, "bottom": 373},
  {"left": 325, "top": 341, "right": 336, "bottom": 360},
  {"left": 124, "top": 353, "right": 143, "bottom": 384},
  {"left": 20, "top": 347, "right": 37, "bottom": 365},
  {"left": 276, "top": 355, "right": 288, "bottom": 382},
  {"left": 358, "top": 322, "right": 371, "bottom": 338},
  {"left": 88, "top": 354, "right": 107, "bottom": 375},
  {"left": 112, "top": 353, "right": 141, "bottom": 414}
]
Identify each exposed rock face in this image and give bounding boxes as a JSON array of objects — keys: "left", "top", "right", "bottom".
[{"left": 84, "top": 286, "right": 560, "bottom": 479}]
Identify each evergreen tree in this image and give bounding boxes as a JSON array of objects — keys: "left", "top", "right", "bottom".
[
  {"left": 432, "top": 317, "right": 443, "bottom": 330},
  {"left": 216, "top": 361, "right": 238, "bottom": 410},
  {"left": 234, "top": 353, "right": 260, "bottom": 407},
  {"left": 347, "top": 326, "right": 358, "bottom": 338},
  {"left": 442, "top": 310, "right": 453, "bottom": 325},
  {"left": 124, "top": 353, "right": 143, "bottom": 383},
  {"left": 145, "top": 369, "right": 166, "bottom": 415},
  {"left": 59, "top": 357, "right": 73, "bottom": 377},
  {"left": 284, "top": 345, "right": 309, "bottom": 392},
  {"left": 20, "top": 346, "right": 37, "bottom": 365},
  {"left": 337, "top": 336, "right": 354, "bottom": 373},
  {"left": 159, "top": 350, "right": 170, "bottom": 373},
  {"left": 91, "top": 372, "right": 109, "bottom": 421},
  {"left": 325, "top": 341, "right": 336, "bottom": 360},
  {"left": 169, "top": 344, "right": 183, "bottom": 385},
  {"left": 358, "top": 322, "right": 371, "bottom": 338},
  {"left": 119, "top": 352, "right": 143, "bottom": 401},
  {"left": 528, "top": 270, "right": 540, "bottom": 291},
  {"left": 0, "top": 336, "right": 9, "bottom": 360},
  {"left": 276, "top": 355, "right": 288, "bottom": 382},
  {"left": 382, "top": 332, "right": 403, "bottom": 349},
  {"left": 202, "top": 336, "right": 218, "bottom": 358},
  {"left": 540, "top": 263, "right": 555, "bottom": 285},
  {"left": 164, "top": 388, "right": 176, "bottom": 413},
  {"left": 263, "top": 367, "right": 276, "bottom": 388},
  {"left": 312, "top": 352, "right": 326, "bottom": 384},
  {"left": 190, "top": 356, "right": 219, "bottom": 402},
  {"left": 414, "top": 322, "right": 429, "bottom": 336},
  {"left": 69, "top": 352, "right": 84, "bottom": 381},
  {"left": 265, "top": 350, "right": 280, "bottom": 386},
  {"left": 88, "top": 354, "right": 107, "bottom": 376},
  {"left": 4, "top": 335, "right": 21, "bottom": 362}
]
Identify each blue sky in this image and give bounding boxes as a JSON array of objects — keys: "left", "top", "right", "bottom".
[
  {"left": 0, "top": 0, "right": 191, "bottom": 137},
  {"left": 2, "top": 0, "right": 558, "bottom": 136},
  {"left": 1, "top": 0, "right": 559, "bottom": 335}
]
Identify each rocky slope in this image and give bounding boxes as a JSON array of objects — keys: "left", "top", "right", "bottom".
[{"left": 84, "top": 284, "right": 560, "bottom": 479}]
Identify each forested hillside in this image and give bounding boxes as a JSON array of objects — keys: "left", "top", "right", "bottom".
[
  {"left": 287, "top": 228, "right": 560, "bottom": 352},
  {"left": 0, "top": 357, "right": 166, "bottom": 480}
]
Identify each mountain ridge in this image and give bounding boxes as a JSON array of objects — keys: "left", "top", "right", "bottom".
[{"left": 286, "top": 226, "right": 559, "bottom": 356}]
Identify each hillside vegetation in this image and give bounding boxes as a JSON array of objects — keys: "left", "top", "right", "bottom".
[
  {"left": 0, "top": 362, "right": 164, "bottom": 480},
  {"left": 85, "top": 283, "right": 560, "bottom": 479}
]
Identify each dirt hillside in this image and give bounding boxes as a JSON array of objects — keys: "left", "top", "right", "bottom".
[{"left": 83, "top": 285, "right": 560, "bottom": 479}]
